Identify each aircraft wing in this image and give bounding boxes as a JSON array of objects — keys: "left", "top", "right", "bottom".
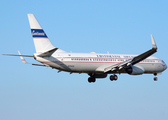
[{"left": 104, "top": 35, "right": 157, "bottom": 73}]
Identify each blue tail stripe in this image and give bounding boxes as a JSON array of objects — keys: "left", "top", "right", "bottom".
[{"left": 31, "top": 29, "right": 48, "bottom": 38}]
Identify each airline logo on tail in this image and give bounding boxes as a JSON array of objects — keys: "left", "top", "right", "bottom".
[{"left": 31, "top": 29, "right": 48, "bottom": 38}]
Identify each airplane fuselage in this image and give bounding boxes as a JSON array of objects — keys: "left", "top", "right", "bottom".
[{"left": 35, "top": 53, "right": 166, "bottom": 74}]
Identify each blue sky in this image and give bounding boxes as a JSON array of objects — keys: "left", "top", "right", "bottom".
[{"left": 1, "top": 0, "right": 168, "bottom": 120}]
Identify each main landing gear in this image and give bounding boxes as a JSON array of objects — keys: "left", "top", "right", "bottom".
[
  {"left": 110, "top": 74, "right": 118, "bottom": 81},
  {"left": 88, "top": 73, "right": 96, "bottom": 83},
  {"left": 88, "top": 77, "right": 96, "bottom": 83},
  {"left": 88, "top": 74, "right": 118, "bottom": 83},
  {"left": 154, "top": 73, "right": 158, "bottom": 81}
]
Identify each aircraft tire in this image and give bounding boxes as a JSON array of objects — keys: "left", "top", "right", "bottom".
[
  {"left": 154, "top": 77, "right": 158, "bottom": 81},
  {"left": 110, "top": 75, "right": 114, "bottom": 81},
  {"left": 88, "top": 77, "right": 96, "bottom": 83},
  {"left": 114, "top": 75, "right": 118, "bottom": 80},
  {"left": 110, "top": 75, "right": 118, "bottom": 81}
]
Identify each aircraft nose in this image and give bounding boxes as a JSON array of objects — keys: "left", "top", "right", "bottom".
[
  {"left": 165, "top": 64, "right": 167, "bottom": 70},
  {"left": 161, "top": 60, "right": 167, "bottom": 71}
]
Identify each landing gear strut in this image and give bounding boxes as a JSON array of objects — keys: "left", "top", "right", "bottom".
[
  {"left": 154, "top": 73, "right": 158, "bottom": 81},
  {"left": 110, "top": 74, "right": 118, "bottom": 81}
]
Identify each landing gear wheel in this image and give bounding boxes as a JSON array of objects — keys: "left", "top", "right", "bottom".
[
  {"left": 154, "top": 77, "right": 158, "bottom": 81},
  {"left": 114, "top": 75, "right": 118, "bottom": 80},
  {"left": 110, "top": 75, "right": 114, "bottom": 81},
  {"left": 88, "top": 77, "right": 92, "bottom": 83},
  {"left": 88, "top": 77, "right": 96, "bottom": 83},
  {"left": 110, "top": 75, "right": 118, "bottom": 81},
  {"left": 92, "top": 77, "right": 96, "bottom": 82}
]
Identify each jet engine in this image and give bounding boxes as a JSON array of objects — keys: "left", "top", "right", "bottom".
[{"left": 125, "top": 65, "right": 145, "bottom": 75}]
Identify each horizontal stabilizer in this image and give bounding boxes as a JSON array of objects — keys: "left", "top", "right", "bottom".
[
  {"left": 3, "top": 54, "right": 34, "bottom": 57},
  {"left": 37, "top": 48, "right": 58, "bottom": 57}
]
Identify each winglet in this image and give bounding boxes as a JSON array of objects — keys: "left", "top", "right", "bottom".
[
  {"left": 151, "top": 34, "right": 157, "bottom": 49},
  {"left": 18, "top": 51, "right": 27, "bottom": 64}
]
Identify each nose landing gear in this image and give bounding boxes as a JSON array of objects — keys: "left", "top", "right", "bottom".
[
  {"left": 154, "top": 77, "right": 158, "bottom": 81},
  {"left": 154, "top": 73, "right": 158, "bottom": 81}
]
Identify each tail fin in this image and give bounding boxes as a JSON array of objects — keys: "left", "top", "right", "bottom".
[{"left": 27, "top": 14, "right": 57, "bottom": 53}]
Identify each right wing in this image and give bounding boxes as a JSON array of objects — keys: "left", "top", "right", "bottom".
[{"left": 104, "top": 34, "right": 157, "bottom": 73}]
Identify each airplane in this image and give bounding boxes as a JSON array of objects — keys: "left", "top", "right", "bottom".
[{"left": 3, "top": 14, "right": 167, "bottom": 83}]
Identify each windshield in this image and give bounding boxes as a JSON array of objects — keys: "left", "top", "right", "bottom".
[{"left": 162, "top": 60, "right": 165, "bottom": 64}]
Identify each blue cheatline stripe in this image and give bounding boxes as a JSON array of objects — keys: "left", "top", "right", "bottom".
[{"left": 31, "top": 29, "right": 48, "bottom": 38}]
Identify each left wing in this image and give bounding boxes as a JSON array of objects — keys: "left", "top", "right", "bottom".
[{"left": 104, "top": 34, "right": 157, "bottom": 73}]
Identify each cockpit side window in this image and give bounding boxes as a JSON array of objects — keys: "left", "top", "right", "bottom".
[{"left": 162, "top": 60, "right": 165, "bottom": 64}]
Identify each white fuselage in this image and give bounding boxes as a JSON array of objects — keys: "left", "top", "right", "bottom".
[{"left": 34, "top": 52, "right": 166, "bottom": 74}]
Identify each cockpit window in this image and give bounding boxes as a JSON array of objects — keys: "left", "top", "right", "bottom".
[{"left": 162, "top": 60, "right": 165, "bottom": 64}]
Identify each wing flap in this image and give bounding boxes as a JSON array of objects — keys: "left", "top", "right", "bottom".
[{"left": 104, "top": 59, "right": 132, "bottom": 73}]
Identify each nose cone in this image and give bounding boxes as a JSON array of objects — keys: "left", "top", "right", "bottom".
[
  {"left": 161, "top": 60, "right": 167, "bottom": 71},
  {"left": 164, "top": 64, "right": 167, "bottom": 70}
]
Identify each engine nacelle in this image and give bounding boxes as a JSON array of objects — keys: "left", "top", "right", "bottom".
[{"left": 125, "top": 65, "right": 145, "bottom": 75}]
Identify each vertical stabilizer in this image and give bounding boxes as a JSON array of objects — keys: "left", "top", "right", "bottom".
[{"left": 28, "top": 14, "right": 56, "bottom": 53}]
